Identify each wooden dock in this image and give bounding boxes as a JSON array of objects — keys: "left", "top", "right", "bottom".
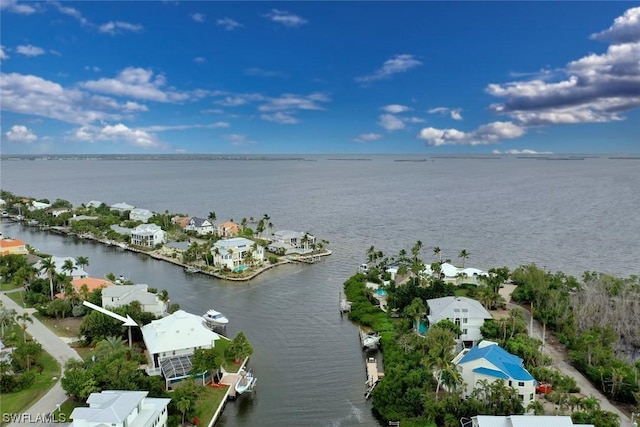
[
  {"left": 364, "top": 357, "right": 384, "bottom": 399},
  {"left": 339, "top": 291, "right": 352, "bottom": 314}
]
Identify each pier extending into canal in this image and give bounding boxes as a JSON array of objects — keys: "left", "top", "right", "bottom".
[
  {"left": 339, "top": 291, "right": 352, "bottom": 314},
  {"left": 364, "top": 357, "right": 384, "bottom": 399}
]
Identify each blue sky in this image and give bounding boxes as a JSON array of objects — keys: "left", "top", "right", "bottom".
[{"left": 1, "top": 1, "right": 638, "bottom": 155}]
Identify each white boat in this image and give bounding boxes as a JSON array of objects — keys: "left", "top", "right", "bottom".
[
  {"left": 202, "top": 309, "right": 229, "bottom": 327},
  {"left": 362, "top": 332, "right": 381, "bottom": 350},
  {"left": 235, "top": 369, "right": 256, "bottom": 395},
  {"left": 184, "top": 266, "right": 201, "bottom": 274}
]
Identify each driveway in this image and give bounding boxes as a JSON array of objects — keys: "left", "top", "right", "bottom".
[{"left": 1, "top": 291, "right": 81, "bottom": 427}]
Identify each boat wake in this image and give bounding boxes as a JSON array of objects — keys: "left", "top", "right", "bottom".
[{"left": 325, "top": 400, "right": 363, "bottom": 426}]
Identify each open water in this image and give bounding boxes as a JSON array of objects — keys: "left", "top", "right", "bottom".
[{"left": 1, "top": 155, "right": 638, "bottom": 426}]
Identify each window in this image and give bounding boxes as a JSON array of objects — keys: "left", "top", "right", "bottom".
[
  {"left": 462, "top": 318, "right": 468, "bottom": 324},
  {"left": 462, "top": 329, "right": 468, "bottom": 335},
  {"left": 518, "top": 381, "right": 525, "bottom": 387},
  {"left": 518, "top": 394, "right": 524, "bottom": 401},
  {"left": 529, "top": 393, "right": 534, "bottom": 400},
  {"left": 508, "top": 380, "right": 512, "bottom": 387}
]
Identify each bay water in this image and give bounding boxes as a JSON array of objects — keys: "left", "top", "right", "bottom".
[{"left": 1, "top": 155, "right": 638, "bottom": 426}]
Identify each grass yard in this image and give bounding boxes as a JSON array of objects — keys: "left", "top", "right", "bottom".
[
  {"left": 194, "top": 384, "right": 230, "bottom": 426},
  {"left": 0, "top": 282, "right": 22, "bottom": 292},
  {"left": 0, "top": 351, "right": 60, "bottom": 418},
  {"left": 6, "top": 290, "right": 27, "bottom": 307},
  {"left": 32, "top": 314, "right": 82, "bottom": 339}
]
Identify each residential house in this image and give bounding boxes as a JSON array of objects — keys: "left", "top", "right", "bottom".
[
  {"left": 34, "top": 256, "right": 88, "bottom": 279},
  {"left": 141, "top": 310, "right": 220, "bottom": 388},
  {"left": 30, "top": 200, "right": 51, "bottom": 210},
  {"left": 453, "top": 340, "right": 537, "bottom": 407},
  {"left": 86, "top": 200, "right": 103, "bottom": 208},
  {"left": 268, "top": 230, "right": 316, "bottom": 255},
  {"left": 48, "top": 207, "right": 71, "bottom": 217},
  {"left": 102, "top": 284, "right": 166, "bottom": 316},
  {"left": 185, "top": 217, "right": 215, "bottom": 235},
  {"left": 212, "top": 237, "right": 264, "bottom": 270},
  {"left": 70, "top": 277, "right": 114, "bottom": 295},
  {"left": 171, "top": 215, "right": 191, "bottom": 229},
  {"left": 130, "top": 224, "right": 165, "bottom": 248},
  {"left": 110, "top": 202, "right": 135, "bottom": 212},
  {"left": 70, "top": 390, "right": 170, "bottom": 427},
  {"left": 468, "top": 415, "right": 593, "bottom": 427},
  {"left": 0, "top": 238, "right": 28, "bottom": 255},
  {"left": 426, "top": 296, "right": 492, "bottom": 348},
  {"left": 217, "top": 221, "right": 239, "bottom": 238},
  {"left": 130, "top": 208, "right": 154, "bottom": 223},
  {"left": 423, "top": 262, "right": 488, "bottom": 285}
]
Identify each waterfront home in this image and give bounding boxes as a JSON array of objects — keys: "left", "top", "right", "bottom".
[
  {"left": 48, "top": 207, "right": 71, "bottom": 217},
  {"left": 86, "top": 200, "right": 103, "bottom": 208},
  {"left": 452, "top": 340, "right": 536, "bottom": 407},
  {"left": 212, "top": 237, "right": 264, "bottom": 270},
  {"left": 423, "top": 262, "right": 488, "bottom": 285},
  {"left": 217, "top": 220, "right": 240, "bottom": 238},
  {"left": 171, "top": 215, "right": 191, "bottom": 228},
  {"left": 109, "top": 224, "right": 133, "bottom": 237},
  {"left": 110, "top": 202, "right": 135, "bottom": 212},
  {"left": 30, "top": 200, "right": 51, "bottom": 210},
  {"left": 0, "top": 238, "right": 28, "bottom": 255},
  {"left": 185, "top": 217, "right": 215, "bottom": 235},
  {"left": 70, "top": 390, "right": 170, "bottom": 427},
  {"left": 130, "top": 224, "right": 165, "bottom": 248},
  {"left": 68, "top": 215, "right": 99, "bottom": 225},
  {"left": 268, "top": 230, "right": 316, "bottom": 255},
  {"left": 426, "top": 296, "right": 492, "bottom": 348},
  {"left": 468, "top": 415, "right": 594, "bottom": 427},
  {"left": 141, "top": 310, "right": 220, "bottom": 388},
  {"left": 130, "top": 208, "right": 154, "bottom": 223},
  {"left": 70, "top": 277, "right": 114, "bottom": 295},
  {"left": 102, "top": 284, "right": 166, "bottom": 316},
  {"left": 34, "top": 256, "right": 88, "bottom": 279}
]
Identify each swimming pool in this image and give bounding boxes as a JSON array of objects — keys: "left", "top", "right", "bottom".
[
  {"left": 376, "top": 289, "right": 387, "bottom": 297},
  {"left": 233, "top": 265, "right": 248, "bottom": 272}
]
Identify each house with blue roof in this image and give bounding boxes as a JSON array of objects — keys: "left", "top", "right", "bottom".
[{"left": 452, "top": 340, "right": 537, "bottom": 407}]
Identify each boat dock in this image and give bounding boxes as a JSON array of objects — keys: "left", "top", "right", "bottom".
[
  {"left": 339, "top": 291, "right": 352, "bottom": 314},
  {"left": 364, "top": 356, "right": 384, "bottom": 399}
]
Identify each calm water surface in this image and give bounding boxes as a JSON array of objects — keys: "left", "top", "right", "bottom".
[{"left": 1, "top": 155, "right": 638, "bottom": 426}]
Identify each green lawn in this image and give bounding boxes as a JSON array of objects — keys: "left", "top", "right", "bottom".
[
  {"left": 0, "top": 351, "right": 61, "bottom": 420},
  {"left": 6, "top": 290, "right": 28, "bottom": 307},
  {"left": 0, "top": 282, "right": 22, "bottom": 291},
  {"left": 194, "top": 384, "right": 230, "bottom": 426},
  {"left": 32, "top": 313, "right": 82, "bottom": 338}
]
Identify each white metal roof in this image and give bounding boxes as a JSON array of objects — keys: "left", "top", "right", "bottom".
[
  {"left": 473, "top": 415, "right": 594, "bottom": 427},
  {"left": 141, "top": 310, "right": 220, "bottom": 355},
  {"left": 427, "top": 296, "right": 492, "bottom": 323}
]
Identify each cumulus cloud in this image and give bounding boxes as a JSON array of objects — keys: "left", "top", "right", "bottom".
[
  {"left": 50, "top": 1, "right": 89, "bottom": 26},
  {"left": 16, "top": 44, "right": 45, "bottom": 56},
  {"left": 81, "top": 67, "right": 196, "bottom": 102},
  {"left": 0, "top": 72, "right": 141, "bottom": 124},
  {"left": 215, "top": 93, "right": 265, "bottom": 107},
  {"left": 224, "top": 134, "right": 256, "bottom": 146},
  {"left": 99, "top": 21, "right": 143, "bottom": 35},
  {"left": 0, "top": 45, "right": 8, "bottom": 60},
  {"left": 428, "top": 107, "right": 463, "bottom": 120},
  {"left": 0, "top": 0, "right": 37, "bottom": 14},
  {"left": 217, "top": 17, "right": 242, "bottom": 30},
  {"left": 261, "top": 112, "right": 299, "bottom": 124},
  {"left": 191, "top": 13, "right": 205, "bottom": 23},
  {"left": 382, "top": 104, "right": 411, "bottom": 114},
  {"left": 378, "top": 114, "right": 405, "bottom": 131},
  {"left": 590, "top": 7, "right": 640, "bottom": 43},
  {"left": 417, "top": 121, "right": 525, "bottom": 146},
  {"left": 355, "top": 54, "right": 422, "bottom": 85},
  {"left": 258, "top": 93, "right": 329, "bottom": 112},
  {"left": 72, "top": 123, "right": 161, "bottom": 148},
  {"left": 5, "top": 125, "right": 37, "bottom": 142},
  {"left": 354, "top": 133, "right": 383, "bottom": 143},
  {"left": 265, "top": 9, "right": 307, "bottom": 27}
]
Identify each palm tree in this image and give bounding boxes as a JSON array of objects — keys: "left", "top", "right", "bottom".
[
  {"left": 76, "top": 256, "right": 89, "bottom": 271},
  {"left": 39, "top": 257, "right": 57, "bottom": 300},
  {"left": 458, "top": 249, "right": 470, "bottom": 268},
  {"left": 526, "top": 400, "right": 544, "bottom": 415},
  {"left": 95, "top": 336, "right": 126, "bottom": 359},
  {"left": 404, "top": 297, "right": 426, "bottom": 336},
  {"left": 208, "top": 211, "right": 217, "bottom": 222},
  {"left": 0, "top": 304, "right": 17, "bottom": 339},
  {"left": 16, "top": 312, "right": 33, "bottom": 343},
  {"left": 433, "top": 246, "right": 442, "bottom": 263},
  {"left": 177, "top": 396, "right": 191, "bottom": 425}
]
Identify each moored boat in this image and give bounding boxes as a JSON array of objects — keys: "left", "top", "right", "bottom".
[
  {"left": 235, "top": 369, "right": 256, "bottom": 395},
  {"left": 362, "top": 331, "right": 381, "bottom": 350},
  {"left": 184, "top": 266, "right": 201, "bottom": 274},
  {"left": 202, "top": 309, "right": 229, "bottom": 327}
]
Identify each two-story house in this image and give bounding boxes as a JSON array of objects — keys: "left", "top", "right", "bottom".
[
  {"left": 130, "top": 224, "right": 165, "bottom": 248},
  {"left": 102, "top": 284, "right": 166, "bottom": 317},
  {"left": 217, "top": 221, "right": 239, "bottom": 238},
  {"left": 426, "top": 296, "right": 493, "bottom": 348},
  {"left": 130, "top": 208, "right": 154, "bottom": 223},
  {"left": 70, "top": 390, "right": 170, "bottom": 427},
  {"left": 185, "top": 217, "right": 215, "bottom": 235},
  {"left": 212, "top": 237, "right": 264, "bottom": 270},
  {"left": 268, "top": 230, "right": 316, "bottom": 255}
]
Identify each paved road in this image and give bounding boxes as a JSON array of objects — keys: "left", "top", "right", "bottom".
[{"left": 1, "top": 291, "right": 80, "bottom": 427}]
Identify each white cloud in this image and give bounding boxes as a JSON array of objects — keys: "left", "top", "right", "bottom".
[
  {"left": 382, "top": 104, "right": 411, "bottom": 114},
  {"left": 81, "top": 67, "right": 194, "bottom": 102},
  {"left": 16, "top": 44, "right": 45, "bottom": 56},
  {"left": 417, "top": 121, "right": 525, "bottom": 146},
  {"left": 194, "top": 57, "right": 206, "bottom": 63},
  {"left": 354, "top": 133, "right": 382, "bottom": 143},
  {"left": 0, "top": 72, "right": 138, "bottom": 124},
  {"left": 50, "top": 1, "right": 89, "bottom": 26},
  {"left": 84, "top": 65, "right": 102, "bottom": 72},
  {"left": 378, "top": 114, "right": 405, "bottom": 131},
  {"left": 0, "top": 0, "right": 37, "bottom": 14},
  {"left": 72, "top": 123, "right": 162, "bottom": 148},
  {"left": 215, "top": 93, "right": 265, "bottom": 107},
  {"left": 404, "top": 116, "right": 425, "bottom": 123},
  {"left": 258, "top": 93, "right": 329, "bottom": 112},
  {"left": 224, "top": 134, "right": 256, "bottom": 146},
  {"left": 202, "top": 108, "right": 224, "bottom": 115},
  {"left": 140, "top": 122, "right": 229, "bottom": 132},
  {"left": 428, "top": 107, "right": 463, "bottom": 120},
  {"left": 590, "top": 7, "right": 640, "bottom": 43},
  {"left": 244, "top": 67, "right": 286, "bottom": 78},
  {"left": 261, "top": 112, "right": 299, "bottom": 124},
  {"left": 99, "top": 21, "right": 143, "bottom": 35},
  {"left": 355, "top": 54, "right": 422, "bottom": 85},
  {"left": 192, "top": 13, "right": 205, "bottom": 23},
  {"left": 265, "top": 9, "right": 307, "bottom": 27},
  {"left": 217, "top": 17, "right": 242, "bottom": 31},
  {"left": 492, "top": 149, "right": 553, "bottom": 155},
  {"left": 5, "top": 125, "right": 37, "bottom": 143},
  {"left": 0, "top": 45, "right": 8, "bottom": 60}
]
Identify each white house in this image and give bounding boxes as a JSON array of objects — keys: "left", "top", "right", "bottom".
[
  {"left": 34, "top": 256, "right": 88, "bottom": 279},
  {"left": 30, "top": 200, "right": 51, "bottom": 210},
  {"left": 110, "top": 202, "right": 135, "bottom": 212},
  {"left": 423, "top": 262, "right": 488, "bottom": 285},
  {"left": 426, "top": 296, "right": 492, "bottom": 348},
  {"left": 185, "top": 217, "right": 214, "bottom": 235},
  {"left": 70, "top": 390, "right": 170, "bottom": 427},
  {"left": 453, "top": 340, "right": 537, "bottom": 407},
  {"left": 212, "top": 237, "right": 264, "bottom": 270},
  {"left": 130, "top": 224, "right": 165, "bottom": 248},
  {"left": 130, "top": 208, "right": 154, "bottom": 223},
  {"left": 468, "top": 415, "right": 594, "bottom": 427},
  {"left": 102, "top": 284, "right": 166, "bottom": 316},
  {"left": 141, "top": 310, "right": 220, "bottom": 388},
  {"left": 268, "top": 230, "right": 316, "bottom": 255},
  {"left": 86, "top": 200, "right": 103, "bottom": 208},
  {"left": 48, "top": 207, "right": 71, "bottom": 217}
]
